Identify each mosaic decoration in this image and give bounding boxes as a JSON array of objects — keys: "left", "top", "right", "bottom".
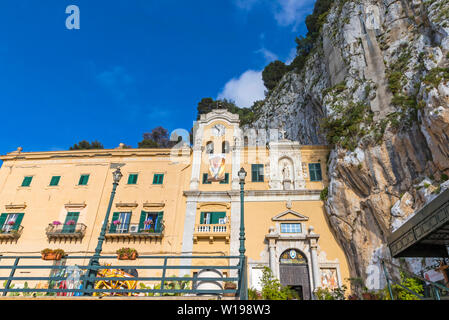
[
  {"left": 320, "top": 268, "right": 338, "bottom": 289},
  {"left": 279, "top": 249, "right": 307, "bottom": 264},
  {"left": 208, "top": 154, "right": 225, "bottom": 181}
]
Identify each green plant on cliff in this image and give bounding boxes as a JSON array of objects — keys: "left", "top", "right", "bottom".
[
  {"left": 422, "top": 67, "right": 449, "bottom": 88},
  {"left": 321, "top": 102, "right": 373, "bottom": 151},
  {"left": 383, "top": 271, "right": 424, "bottom": 300},
  {"left": 320, "top": 186, "right": 329, "bottom": 201}
]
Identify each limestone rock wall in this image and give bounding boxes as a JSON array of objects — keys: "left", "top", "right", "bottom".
[{"left": 252, "top": 0, "right": 449, "bottom": 285}]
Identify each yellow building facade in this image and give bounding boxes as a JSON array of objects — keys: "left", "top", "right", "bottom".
[{"left": 0, "top": 109, "right": 350, "bottom": 299}]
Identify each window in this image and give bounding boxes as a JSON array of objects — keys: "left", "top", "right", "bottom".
[
  {"left": 200, "top": 212, "right": 226, "bottom": 225},
  {"left": 139, "top": 211, "right": 164, "bottom": 232},
  {"left": 219, "top": 173, "right": 229, "bottom": 184},
  {"left": 21, "top": 176, "right": 33, "bottom": 187},
  {"left": 127, "top": 174, "right": 138, "bottom": 185},
  {"left": 49, "top": 176, "right": 61, "bottom": 186},
  {"left": 153, "top": 174, "right": 164, "bottom": 185},
  {"left": 206, "top": 141, "right": 214, "bottom": 154},
  {"left": 222, "top": 141, "right": 230, "bottom": 153},
  {"left": 0, "top": 213, "right": 24, "bottom": 233},
  {"left": 202, "top": 173, "right": 211, "bottom": 184},
  {"left": 281, "top": 223, "right": 302, "bottom": 233},
  {"left": 62, "top": 212, "right": 79, "bottom": 233},
  {"left": 309, "top": 163, "right": 322, "bottom": 181},
  {"left": 78, "top": 174, "right": 89, "bottom": 186},
  {"left": 110, "top": 212, "right": 131, "bottom": 233},
  {"left": 251, "top": 164, "right": 264, "bottom": 182}
]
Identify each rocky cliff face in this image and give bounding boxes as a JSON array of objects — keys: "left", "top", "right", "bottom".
[{"left": 253, "top": 0, "right": 449, "bottom": 286}]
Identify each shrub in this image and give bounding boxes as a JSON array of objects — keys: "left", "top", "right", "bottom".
[{"left": 260, "top": 266, "right": 300, "bottom": 300}]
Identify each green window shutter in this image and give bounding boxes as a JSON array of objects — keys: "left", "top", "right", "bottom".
[
  {"left": 309, "top": 163, "right": 322, "bottom": 181},
  {"left": 210, "top": 212, "right": 226, "bottom": 224},
  {"left": 220, "top": 173, "right": 229, "bottom": 184},
  {"left": 251, "top": 164, "right": 263, "bottom": 182},
  {"left": 50, "top": 176, "right": 60, "bottom": 186},
  {"left": 0, "top": 213, "right": 8, "bottom": 229},
  {"left": 153, "top": 174, "right": 163, "bottom": 185},
  {"left": 109, "top": 212, "right": 120, "bottom": 233},
  {"left": 138, "top": 211, "right": 147, "bottom": 232},
  {"left": 128, "top": 174, "right": 138, "bottom": 184},
  {"left": 78, "top": 174, "right": 89, "bottom": 185},
  {"left": 12, "top": 213, "right": 24, "bottom": 231},
  {"left": 62, "top": 212, "right": 79, "bottom": 233},
  {"left": 155, "top": 212, "right": 164, "bottom": 232},
  {"left": 202, "top": 173, "right": 211, "bottom": 184},
  {"left": 200, "top": 212, "right": 205, "bottom": 224},
  {"left": 21, "top": 176, "right": 32, "bottom": 187}
]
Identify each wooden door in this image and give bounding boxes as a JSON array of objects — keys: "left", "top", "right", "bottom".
[{"left": 279, "top": 264, "right": 311, "bottom": 300}]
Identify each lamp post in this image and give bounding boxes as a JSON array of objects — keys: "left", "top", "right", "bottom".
[
  {"left": 238, "top": 167, "right": 248, "bottom": 300},
  {"left": 84, "top": 167, "right": 122, "bottom": 295}
]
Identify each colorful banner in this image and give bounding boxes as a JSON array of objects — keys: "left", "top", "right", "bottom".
[{"left": 208, "top": 154, "right": 225, "bottom": 181}]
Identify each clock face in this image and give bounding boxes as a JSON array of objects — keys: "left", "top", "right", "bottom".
[{"left": 212, "top": 124, "right": 225, "bottom": 137}]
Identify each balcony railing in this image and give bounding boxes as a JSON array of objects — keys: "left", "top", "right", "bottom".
[
  {"left": 0, "top": 225, "right": 24, "bottom": 240},
  {"left": 193, "top": 223, "right": 230, "bottom": 244},
  {"left": 105, "top": 223, "right": 164, "bottom": 239},
  {"left": 0, "top": 254, "right": 246, "bottom": 299},
  {"left": 45, "top": 223, "right": 87, "bottom": 241}
]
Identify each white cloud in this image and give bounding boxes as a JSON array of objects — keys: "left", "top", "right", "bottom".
[
  {"left": 234, "top": 0, "right": 259, "bottom": 11},
  {"left": 217, "top": 70, "right": 266, "bottom": 108},
  {"left": 233, "top": 0, "right": 315, "bottom": 30},
  {"left": 273, "top": 0, "right": 315, "bottom": 30},
  {"left": 255, "top": 47, "right": 279, "bottom": 63}
]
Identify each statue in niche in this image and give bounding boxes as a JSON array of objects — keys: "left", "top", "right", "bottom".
[{"left": 282, "top": 162, "right": 291, "bottom": 181}]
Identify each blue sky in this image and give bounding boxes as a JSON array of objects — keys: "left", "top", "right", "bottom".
[{"left": 0, "top": 0, "right": 315, "bottom": 154}]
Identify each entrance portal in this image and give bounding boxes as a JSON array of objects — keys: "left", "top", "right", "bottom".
[{"left": 279, "top": 249, "right": 311, "bottom": 300}]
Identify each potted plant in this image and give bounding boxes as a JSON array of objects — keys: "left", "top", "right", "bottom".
[
  {"left": 41, "top": 248, "right": 66, "bottom": 260},
  {"left": 223, "top": 281, "right": 237, "bottom": 297},
  {"left": 112, "top": 220, "right": 121, "bottom": 226},
  {"left": 52, "top": 221, "right": 61, "bottom": 226},
  {"left": 116, "top": 247, "right": 138, "bottom": 260},
  {"left": 65, "top": 220, "right": 76, "bottom": 226}
]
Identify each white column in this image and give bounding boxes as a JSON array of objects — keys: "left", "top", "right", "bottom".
[
  {"left": 308, "top": 227, "right": 320, "bottom": 294},
  {"left": 229, "top": 198, "right": 240, "bottom": 277},
  {"left": 180, "top": 200, "right": 197, "bottom": 276}
]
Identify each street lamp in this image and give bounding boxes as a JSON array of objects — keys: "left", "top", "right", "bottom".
[
  {"left": 84, "top": 167, "right": 122, "bottom": 295},
  {"left": 238, "top": 167, "right": 248, "bottom": 300}
]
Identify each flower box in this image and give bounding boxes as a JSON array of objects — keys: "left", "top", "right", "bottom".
[
  {"left": 223, "top": 282, "right": 237, "bottom": 297},
  {"left": 41, "top": 249, "right": 65, "bottom": 260},
  {"left": 116, "top": 248, "right": 138, "bottom": 260}
]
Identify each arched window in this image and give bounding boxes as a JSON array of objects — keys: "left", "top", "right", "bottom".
[
  {"left": 222, "top": 141, "right": 230, "bottom": 153},
  {"left": 206, "top": 141, "right": 214, "bottom": 154},
  {"left": 243, "top": 136, "right": 249, "bottom": 147}
]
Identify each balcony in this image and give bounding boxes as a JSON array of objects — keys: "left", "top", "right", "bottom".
[
  {"left": 193, "top": 223, "right": 230, "bottom": 244},
  {"left": 105, "top": 223, "right": 164, "bottom": 240},
  {"left": 0, "top": 225, "right": 23, "bottom": 240},
  {"left": 46, "top": 223, "right": 87, "bottom": 241}
]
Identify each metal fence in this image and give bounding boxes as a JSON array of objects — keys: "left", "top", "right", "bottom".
[
  {"left": 0, "top": 254, "right": 245, "bottom": 298},
  {"left": 381, "top": 259, "right": 449, "bottom": 300}
]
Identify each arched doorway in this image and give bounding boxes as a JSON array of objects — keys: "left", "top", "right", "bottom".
[{"left": 279, "top": 249, "right": 311, "bottom": 300}]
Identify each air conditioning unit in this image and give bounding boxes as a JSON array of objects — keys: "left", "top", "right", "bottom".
[{"left": 129, "top": 225, "right": 139, "bottom": 233}]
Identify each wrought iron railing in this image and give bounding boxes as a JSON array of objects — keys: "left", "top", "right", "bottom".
[
  {"left": 45, "top": 223, "right": 87, "bottom": 240},
  {"left": 381, "top": 259, "right": 449, "bottom": 300},
  {"left": 0, "top": 254, "right": 246, "bottom": 298},
  {"left": 0, "top": 225, "right": 24, "bottom": 239}
]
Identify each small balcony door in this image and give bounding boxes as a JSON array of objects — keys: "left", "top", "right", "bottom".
[
  {"left": 116, "top": 212, "right": 131, "bottom": 233},
  {"left": 62, "top": 212, "right": 80, "bottom": 233}
]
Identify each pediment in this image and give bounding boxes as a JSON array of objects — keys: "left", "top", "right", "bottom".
[{"left": 271, "top": 209, "right": 309, "bottom": 222}]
